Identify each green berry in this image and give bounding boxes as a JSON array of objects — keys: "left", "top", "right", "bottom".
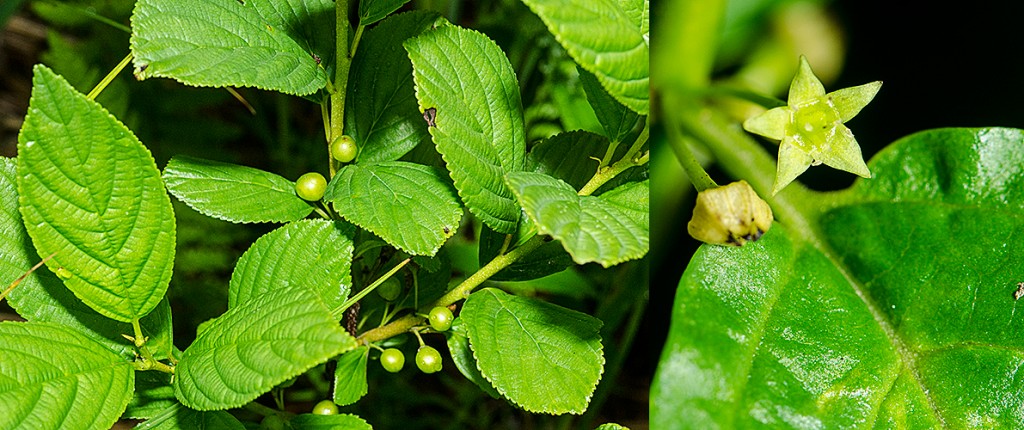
[
  {"left": 428, "top": 306, "right": 454, "bottom": 332},
  {"left": 312, "top": 399, "right": 339, "bottom": 415},
  {"left": 295, "top": 172, "right": 327, "bottom": 201},
  {"left": 380, "top": 348, "right": 405, "bottom": 373},
  {"left": 331, "top": 135, "right": 358, "bottom": 163},
  {"left": 416, "top": 345, "right": 443, "bottom": 374},
  {"left": 376, "top": 277, "right": 402, "bottom": 302}
]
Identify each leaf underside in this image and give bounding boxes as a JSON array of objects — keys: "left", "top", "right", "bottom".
[
  {"left": 17, "top": 64, "right": 175, "bottom": 323},
  {"left": 653, "top": 128, "right": 1024, "bottom": 428}
]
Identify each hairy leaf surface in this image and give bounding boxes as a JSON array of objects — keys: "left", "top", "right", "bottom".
[
  {"left": 324, "top": 162, "right": 461, "bottom": 256},
  {"left": 228, "top": 219, "right": 354, "bottom": 319},
  {"left": 406, "top": 24, "right": 526, "bottom": 234},
  {"left": 521, "top": 0, "right": 649, "bottom": 114},
  {"left": 175, "top": 287, "right": 357, "bottom": 410},
  {"left": 131, "top": 0, "right": 331, "bottom": 95},
  {"left": 0, "top": 322, "right": 134, "bottom": 430},
  {"left": 653, "top": 128, "right": 1024, "bottom": 428},
  {"left": 506, "top": 172, "right": 648, "bottom": 267},
  {"left": 17, "top": 65, "right": 175, "bottom": 322},
  {"left": 163, "top": 155, "right": 313, "bottom": 224},
  {"left": 462, "top": 288, "right": 603, "bottom": 414}
]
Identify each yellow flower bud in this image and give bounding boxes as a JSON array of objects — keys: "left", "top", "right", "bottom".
[{"left": 687, "top": 181, "right": 773, "bottom": 246}]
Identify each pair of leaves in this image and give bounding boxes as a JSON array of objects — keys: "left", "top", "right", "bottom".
[{"left": 653, "top": 128, "right": 1024, "bottom": 427}]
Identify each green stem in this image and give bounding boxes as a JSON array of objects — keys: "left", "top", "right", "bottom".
[
  {"left": 87, "top": 52, "right": 132, "bottom": 101},
  {"left": 244, "top": 402, "right": 282, "bottom": 417},
  {"left": 350, "top": 24, "right": 366, "bottom": 58},
  {"left": 578, "top": 120, "right": 650, "bottom": 196},
  {"left": 332, "top": 259, "right": 410, "bottom": 316},
  {"left": 665, "top": 101, "right": 717, "bottom": 192},
  {"left": 356, "top": 235, "right": 547, "bottom": 344},
  {"left": 330, "top": 0, "right": 351, "bottom": 145}
]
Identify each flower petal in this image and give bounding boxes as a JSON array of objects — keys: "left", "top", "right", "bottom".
[
  {"left": 829, "top": 81, "right": 883, "bottom": 123},
  {"left": 773, "top": 137, "right": 814, "bottom": 195},
  {"left": 742, "top": 107, "right": 791, "bottom": 140},
  {"left": 788, "top": 56, "right": 826, "bottom": 106},
  {"left": 818, "top": 125, "right": 871, "bottom": 178}
]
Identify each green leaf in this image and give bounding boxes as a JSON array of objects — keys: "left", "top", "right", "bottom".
[
  {"left": 578, "top": 67, "right": 640, "bottom": 143},
  {"left": 478, "top": 223, "right": 573, "bottom": 281},
  {"left": 652, "top": 128, "right": 1024, "bottom": 428},
  {"left": 124, "top": 371, "right": 177, "bottom": 420},
  {"left": 290, "top": 413, "right": 373, "bottom": 430},
  {"left": 135, "top": 403, "right": 245, "bottom": 430},
  {"left": 347, "top": 11, "right": 438, "bottom": 164},
  {"left": 174, "top": 287, "right": 357, "bottom": 410},
  {"left": 130, "top": 0, "right": 330, "bottom": 95},
  {"left": 506, "top": 172, "right": 648, "bottom": 267},
  {"left": 162, "top": 155, "right": 314, "bottom": 224},
  {"left": 0, "top": 321, "right": 135, "bottom": 430},
  {"left": 358, "top": 0, "right": 413, "bottom": 25},
  {"left": 332, "top": 346, "right": 369, "bottom": 406},
  {"left": 446, "top": 318, "right": 501, "bottom": 399},
  {"left": 228, "top": 219, "right": 354, "bottom": 319},
  {"left": 405, "top": 24, "right": 526, "bottom": 234},
  {"left": 17, "top": 65, "right": 175, "bottom": 323},
  {"left": 521, "top": 0, "right": 649, "bottom": 114},
  {"left": 461, "top": 288, "right": 604, "bottom": 414},
  {"left": 526, "top": 130, "right": 616, "bottom": 191},
  {"left": 594, "top": 424, "right": 628, "bottom": 430},
  {"left": 324, "top": 162, "right": 462, "bottom": 256}
]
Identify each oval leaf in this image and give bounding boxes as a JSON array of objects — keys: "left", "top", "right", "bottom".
[
  {"left": 130, "top": 0, "right": 329, "bottom": 95},
  {"left": 653, "top": 128, "right": 1024, "bottom": 428},
  {"left": 332, "top": 346, "right": 369, "bottom": 406},
  {"left": 358, "top": 0, "right": 413, "bottom": 25},
  {"left": 521, "top": 0, "right": 649, "bottom": 114},
  {"left": 347, "top": 11, "right": 438, "bottom": 164},
  {"left": 162, "top": 155, "right": 314, "bottom": 224},
  {"left": 17, "top": 65, "right": 175, "bottom": 323},
  {"left": 405, "top": 24, "right": 526, "bottom": 234},
  {"left": 174, "top": 287, "right": 357, "bottom": 410},
  {"left": 505, "top": 172, "right": 648, "bottom": 267},
  {"left": 228, "top": 219, "right": 354, "bottom": 319},
  {"left": 324, "top": 161, "right": 462, "bottom": 256},
  {"left": 0, "top": 322, "right": 134, "bottom": 430},
  {"left": 461, "top": 288, "right": 604, "bottom": 414}
]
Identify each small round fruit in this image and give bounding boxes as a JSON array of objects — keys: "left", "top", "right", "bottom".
[
  {"left": 416, "top": 345, "right": 443, "bottom": 374},
  {"left": 259, "top": 414, "right": 287, "bottom": 430},
  {"left": 380, "top": 348, "right": 405, "bottom": 373},
  {"left": 376, "top": 277, "right": 402, "bottom": 302},
  {"left": 295, "top": 172, "right": 327, "bottom": 201},
  {"left": 331, "top": 135, "right": 358, "bottom": 163},
  {"left": 428, "top": 306, "right": 454, "bottom": 332},
  {"left": 312, "top": 399, "right": 339, "bottom": 415}
]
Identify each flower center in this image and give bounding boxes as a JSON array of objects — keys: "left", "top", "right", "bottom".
[{"left": 789, "top": 98, "right": 841, "bottom": 153}]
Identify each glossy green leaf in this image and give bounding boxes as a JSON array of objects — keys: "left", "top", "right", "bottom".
[
  {"left": 324, "top": 162, "right": 461, "bottom": 256},
  {"left": 653, "top": 128, "right": 1024, "bottom": 428},
  {"left": 347, "top": 11, "right": 438, "bottom": 164},
  {"left": 0, "top": 321, "right": 134, "bottom": 430},
  {"left": 461, "top": 288, "right": 604, "bottom": 414},
  {"left": 578, "top": 67, "right": 640, "bottom": 143},
  {"left": 17, "top": 65, "right": 175, "bottom": 323},
  {"left": 405, "top": 24, "right": 526, "bottom": 234},
  {"left": 478, "top": 223, "right": 573, "bottom": 281},
  {"left": 290, "top": 413, "right": 373, "bottom": 430},
  {"left": 174, "top": 287, "right": 357, "bottom": 410},
  {"left": 446, "top": 318, "right": 501, "bottom": 399},
  {"left": 228, "top": 219, "right": 354, "bottom": 319},
  {"left": 130, "top": 0, "right": 330, "bottom": 95},
  {"left": 506, "top": 172, "right": 648, "bottom": 267},
  {"left": 162, "top": 155, "right": 314, "bottom": 224},
  {"left": 521, "top": 0, "right": 649, "bottom": 114},
  {"left": 124, "top": 371, "right": 177, "bottom": 420},
  {"left": 526, "top": 130, "right": 618, "bottom": 191},
  {"left": 135, "top": 403, "right": 245, "bottom": 430},
  {"left": 358, "top": 0, "right": 413, "bottom": 25},
  {"left": 332, "top": 346, "right": 369, "bottom": 406}
]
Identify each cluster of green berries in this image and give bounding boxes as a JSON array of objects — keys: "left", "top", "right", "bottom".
[
  {"left": 293, "top": 135, "right": 359, "bottom": 201},
  {"left": 377, "top": 307, "right": 454, "bottom": 374}
]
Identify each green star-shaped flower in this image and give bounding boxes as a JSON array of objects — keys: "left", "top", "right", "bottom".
[{"left": 743, "top": 56, "right": 882, "bottom": 195}]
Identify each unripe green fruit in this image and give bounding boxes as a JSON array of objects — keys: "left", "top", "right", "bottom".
[
  {"left": 376, "top": 277, "right": 402, "bottom": 301},
  {"left": 331, "top": 135, "right": 358, "bottom": 163},
  {"left": 295, "top": 172, "right": 327, "bottom": 201},
  {"left": 380, "top": 348, "right": 405, "bottom": 373},
  {"left": 428, "top": 306, "right": 453, "bottom": 332},
  {"left": 312, "top": 399, "right": 339, "bottom": 415},
  {"left": 416, "top": 345, "right": 443, "bottom": 374},
  {"left": 259, "top": 414, "right": 287, "bottom": 430}
]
